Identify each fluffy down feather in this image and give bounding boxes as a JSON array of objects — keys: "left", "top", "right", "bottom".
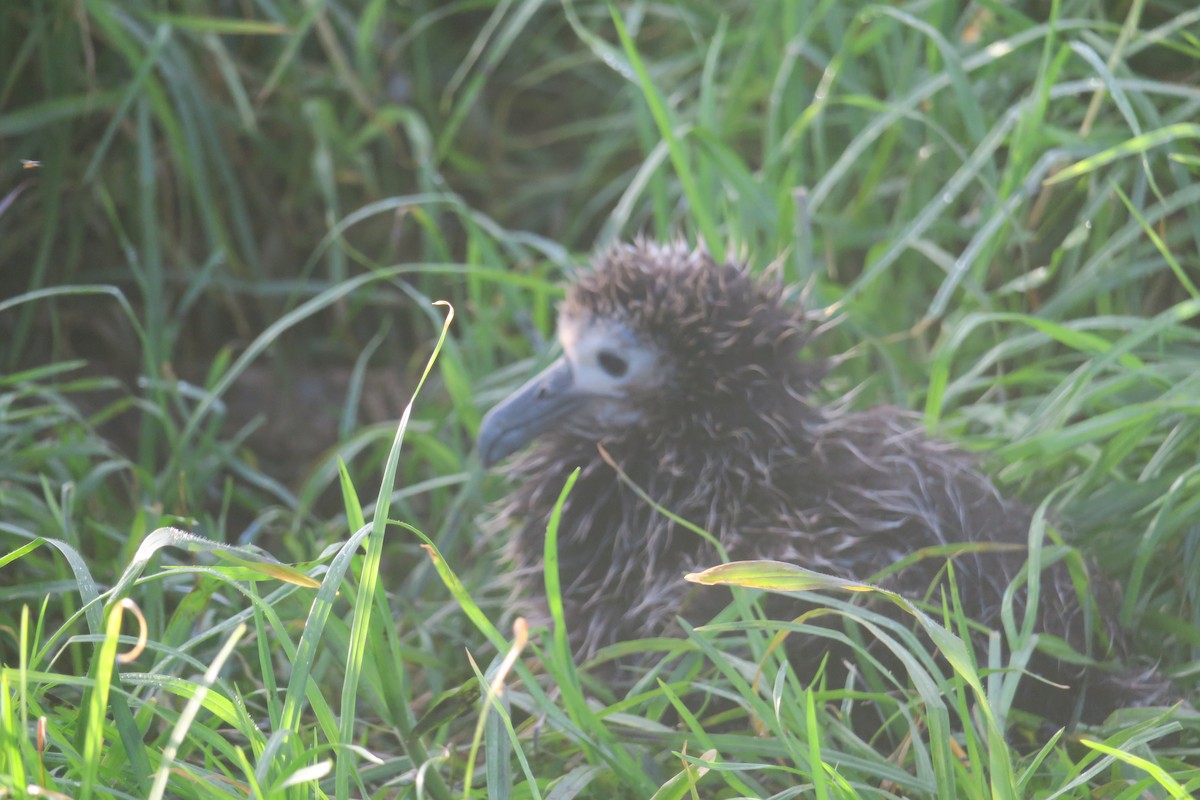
[{"left": 478, "top": 239, "right": 1176, "bottom": 726}]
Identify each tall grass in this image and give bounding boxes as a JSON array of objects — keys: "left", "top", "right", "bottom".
[{"left": 1, "top": 0, "right": 1197, "bottom": 797}]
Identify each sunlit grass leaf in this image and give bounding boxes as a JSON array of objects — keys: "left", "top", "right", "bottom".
[
  {"left": 648, "top": 747, "right": 717, "bottom": 800},
  {"left": 202, "top": 554, "right": 322, "bottom": 588},
  {"left": 111, "top": 527, "right": 319, "bottom": 600},
  {"left": 685, "top": 560, "right": 984, "bottom": 700},
  {"left": 686, "top": 560, "right": 878, "bottom": 594},
  {"left": 1046, "top": 123, "right": 1200, "bottom": 184}
]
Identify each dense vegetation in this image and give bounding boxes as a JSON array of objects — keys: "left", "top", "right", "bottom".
[{"left": 1, "top": 0, "right": 1198, "bottom": 797}]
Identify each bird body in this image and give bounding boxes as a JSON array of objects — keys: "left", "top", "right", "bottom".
[{"left": 478, "top": 240, "right": 1174, "bottom": 726}]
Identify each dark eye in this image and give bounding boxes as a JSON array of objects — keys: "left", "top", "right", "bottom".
[{"left": 597, "top": 350, "right": 628, "bottom": 378}]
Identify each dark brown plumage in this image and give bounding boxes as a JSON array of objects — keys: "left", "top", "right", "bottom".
[{"left": 478, "top": 239, "right": 1176, "bottom": 727}]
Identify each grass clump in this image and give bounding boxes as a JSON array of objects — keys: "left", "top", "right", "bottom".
[{"left": 1, "top": 0, "right": 1198, "bottom": 797}]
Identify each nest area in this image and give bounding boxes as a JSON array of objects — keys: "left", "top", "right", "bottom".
[{"left": 479, "top": 239, "right": 1179, "bottom": 728}]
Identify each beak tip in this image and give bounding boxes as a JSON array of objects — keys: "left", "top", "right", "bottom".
[{"left": 478, "top": 445, "right": 500, "bottom": 470}]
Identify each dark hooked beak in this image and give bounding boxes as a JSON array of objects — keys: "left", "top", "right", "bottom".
[{"left": 477, "top": 356, "right": 585, "bottom": 467}]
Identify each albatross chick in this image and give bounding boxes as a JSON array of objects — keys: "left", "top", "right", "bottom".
[{"left": 477, "top": 239, "right": 1176, "bottom": 727}]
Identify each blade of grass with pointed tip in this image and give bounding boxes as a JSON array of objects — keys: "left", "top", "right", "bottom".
[
  {"left": 540, "top": 468, "right": 656, "bottom": 794},
  {"left": 335, "top": 302, "right": 455, "bottom": 800}
]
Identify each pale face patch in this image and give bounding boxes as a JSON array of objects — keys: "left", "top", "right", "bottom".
[{"left": 557, "top": 309, "right": 670, "bottom": 426}]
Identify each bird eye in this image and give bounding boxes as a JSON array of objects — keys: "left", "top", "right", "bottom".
[{"left": 597, "top": 350, "right": 628, "bottom": 378}]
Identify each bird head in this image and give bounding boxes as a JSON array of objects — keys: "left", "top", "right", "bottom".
[{"left": 478, "top": 240, "right": 822, "bottom": 467}]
